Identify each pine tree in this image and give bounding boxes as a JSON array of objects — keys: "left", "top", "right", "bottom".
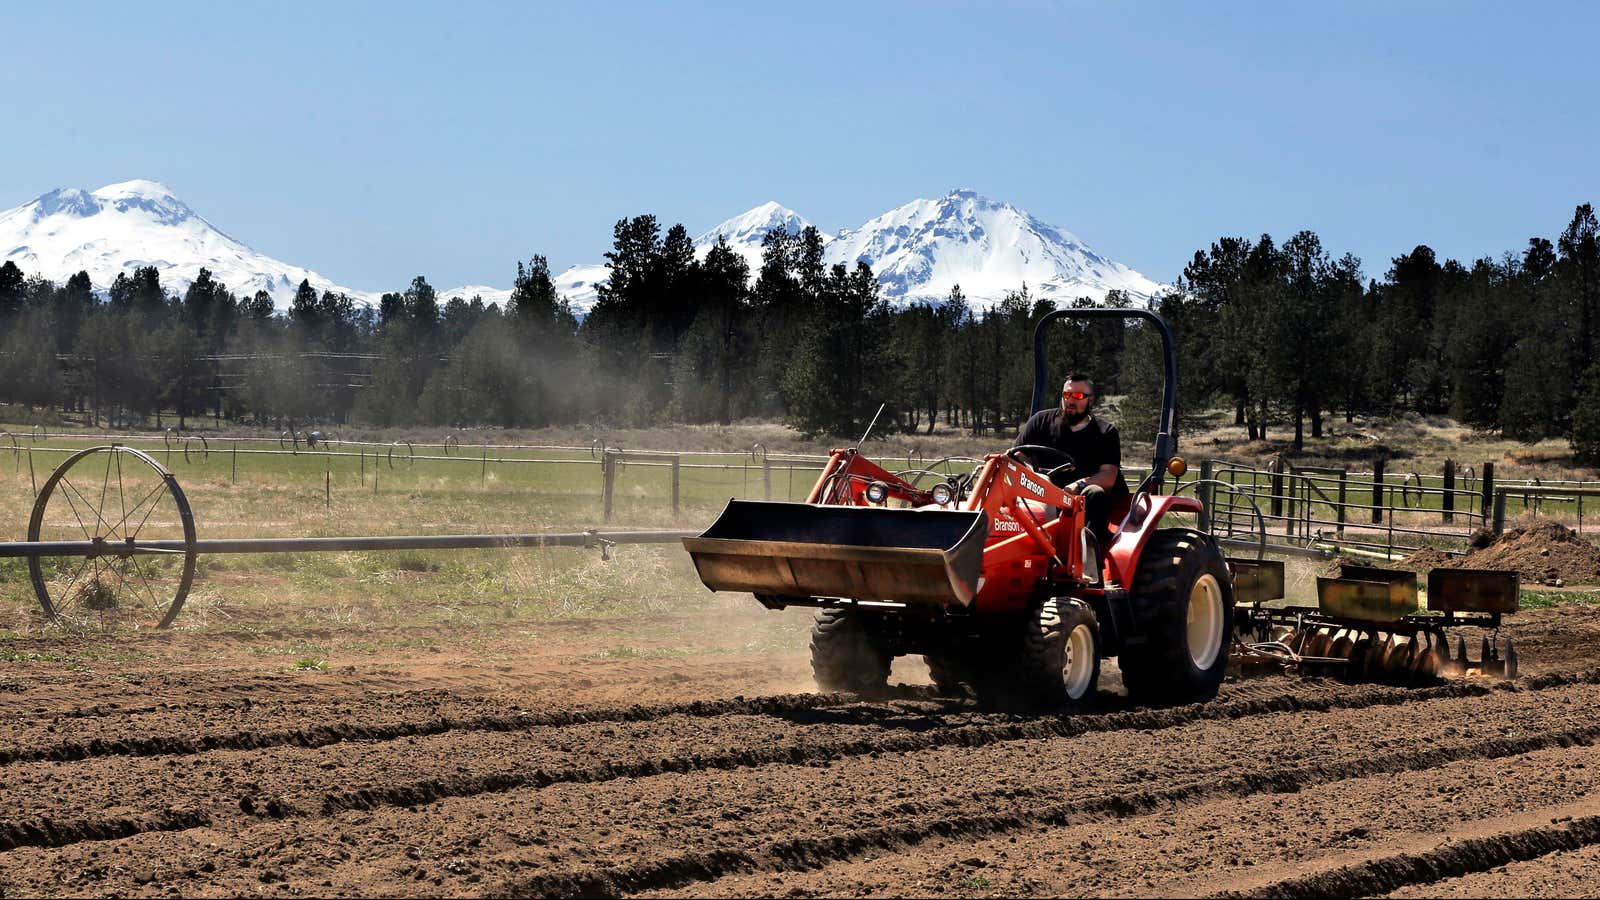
[
  {"left": 672, "top": 238, "right": 750, "bottom": 424},
  {"left": 509, "top": 255, "right": 560, "bottom": 328},
  {"left": 1558, "top": 204, "right": 1600, "bottom": 371},
  {"left": 0, "top": 260, "right": 26, "bottom": 322},
  {"left": 53, "top": 270, "right": 95, "bottom": 353},
  {"left": 245, "top": 290, "right": 276, "bottom": 321},
  {"left": 404, "top": 276, "right": 439, "bottom": 335}
]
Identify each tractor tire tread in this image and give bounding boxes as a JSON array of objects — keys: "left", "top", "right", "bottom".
[
  {"left": 1119, "top": 528, "right": 1234, "bottom": 705},
  {"left": 1020, "top": 597, "right": 1101, "bottom": 707},
  {"left": 810, "top": 608, "right": 891, "bottom": 694}
]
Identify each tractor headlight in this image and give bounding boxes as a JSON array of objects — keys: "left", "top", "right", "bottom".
[
  {"left": 1167, "top": 456, "right": 1188, "bottom": 477},
  {"left": 931, "top": 483, "right": 954, "bottom": 506},
  {"left": 865, "top": 481, "right": 890, "bottom": 504}
]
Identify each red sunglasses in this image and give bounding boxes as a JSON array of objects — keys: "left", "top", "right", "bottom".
[{"left": 1062, "top": 390, "right": 1093, "bottom": 400}]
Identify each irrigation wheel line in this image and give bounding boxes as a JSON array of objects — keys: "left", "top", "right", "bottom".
[
  {"left": 2, "top": 445, "right": 700, "bottom": 631},
  {"left": 25, "top": 445, "right": 198, "bottom": 631}
]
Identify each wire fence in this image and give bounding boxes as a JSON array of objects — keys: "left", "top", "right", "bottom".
[{"left": 4, "top": 429, "right": 1598, "bottom": 558}]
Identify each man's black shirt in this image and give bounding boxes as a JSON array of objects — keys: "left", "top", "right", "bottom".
[{"left": 1015, "top": 408, "right": 1129, "bottom": 494}]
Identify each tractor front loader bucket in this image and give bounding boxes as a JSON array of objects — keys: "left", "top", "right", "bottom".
[{"left": 683, "top": 500, "right": 988, "bottom": 607}]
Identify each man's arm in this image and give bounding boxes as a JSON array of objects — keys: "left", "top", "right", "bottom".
[{"left": 1065, "top": 425, "right": 1121, "bottom": 494}]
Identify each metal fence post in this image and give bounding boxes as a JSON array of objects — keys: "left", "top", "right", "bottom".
[
  {"left": 1337, "top": 469, "right": 1347, "bottom": 538},
  {"left": 602, "top": 450, "right": 616, "bottom": 523},
  {"left": 1480, "top": 461, "right": 1495, "bottom": 524},
  {"left": 1197, "top": 459, "right": 1213, "bottom": 533},
  {"left": 1372, "top": 457, "right": 1386, "bottom": 524},
  {"left": 325, "top": 456, "right": 331, "bottom": 510},
  {"left": 1493, "top": 489, "right": 1507, "bottom": 534},
  {"left": 481, "top": 443, "right": 488, "bottom": 485},
  {"left": 671, "top": 455, "right": 681, "bottom": 518},
  {"left": 1442, "top": 459, "right": 1455, "bottom": 523},
  {"left": 1270, "top": 460, "right": 1284, "bottom": 522},
  {"left": 232, "top": 443, "right": 237, "bottom": 483}
]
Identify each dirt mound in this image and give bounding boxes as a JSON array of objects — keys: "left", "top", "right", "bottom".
[
  {"left": 1394, "top": 547, "right": 1457, "bottom": 574},
  {"left": 1458, "top": 521, "right": 1600, "bottom": 585}
]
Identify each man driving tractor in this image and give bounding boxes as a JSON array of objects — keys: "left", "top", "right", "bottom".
[{"left": 1014, "top": 374, "right": 1130, "bottom": 553}]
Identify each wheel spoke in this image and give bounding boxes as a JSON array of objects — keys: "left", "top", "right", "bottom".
[
  {"left": 103, "top": 558, "right": 138, "bottom": 612},
  {"left": 96, "top": 452, "right": 114, "bottom": 538},
  {"left": 128, "top": 559, "right": 171, "bottom": 614},
  {"left": 61, "top": 478, "right": 117, "bottom": 538},
  {"left": 51, "top": 554, "right": 95, "bottom": 609},
  {"left": 112, "top": 480, "right": 170, "bottom": 543},
  {"left": 115, "top": 453, "right": 127, "bottom": 542},
  {"left": 53, "top": 479, "right": 95, "bottom": 540},
  {"left": 55, "top": 557, "right": 101, "bottom": 616}
]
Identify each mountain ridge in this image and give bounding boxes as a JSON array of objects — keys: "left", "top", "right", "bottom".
[{"left": 2, "top": 181, "right": 1163, "bottom": 312}]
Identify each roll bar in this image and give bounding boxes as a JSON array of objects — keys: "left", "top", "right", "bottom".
[{"left": 1030, "top": 308, "right": 1179, "bottom": 492}]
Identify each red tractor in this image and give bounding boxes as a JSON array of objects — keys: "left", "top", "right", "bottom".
[{"left": 683, "top": 309, "right": 1234, "bottom": 707}]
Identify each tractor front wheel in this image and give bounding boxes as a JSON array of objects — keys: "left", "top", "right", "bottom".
[
  {"left": 810, "top": 608, "right": 891, "bottom": 694},
  {"left": 1020, "top": 597, "right": 1102, "bottom": 707},
  {"left": 1120, "top": 528, "right": 1234, "bottom": 704}
]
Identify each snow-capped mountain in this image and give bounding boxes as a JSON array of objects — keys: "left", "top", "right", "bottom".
[
  {"left": 0, "top": 180, "right": 375, "bottom": 307},
  {"left": 551, "top": 190, "right": 1160, "bottom": 311},
  {"left": 0, "top": 180, "right": 507, "bottom": 308},
  {"left": 693, "top": 201, "right": 820, "bottom": 275},
  {"left": 824, "top": 189, "right": 1160, "bottom": 307},
  {"left": 2, "top": 181, "right": 1161, "bottom": 314}
]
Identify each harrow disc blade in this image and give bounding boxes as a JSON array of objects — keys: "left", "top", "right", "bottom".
[
  {"left": 1386, "top": 638, "right": 1416, "bottom": 681},
  {"left": 1411, "top": 636, "right": 1441, "bottom": 682},
  {"left": 1303, "top": 628, "right": 1335, "bottom": 661},
  {"left": 1347, "top": 635, "right": 1374, "bottom": 681},
  {"left": 1330, "top": 631, "right": 1356, "bottom": 661},
  {"left": 1366, "top": 636, "right": 1393, "bottom": 679}
]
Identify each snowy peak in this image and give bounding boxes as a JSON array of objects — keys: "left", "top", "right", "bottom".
[
  {"left": 89, "top": 179, "right": 198, "bottom": 227},
  {"left": 0, "top": 179, "right": 360, "bottom": 307},
  {"left": 691, "top": 201, "right": 817, "bottom": 277},
  {"left": 692, "top": 201, "right": 814, "bottom": 247},
  {"left": 823, "top": 188, "right": 1156, "bottom": 307},
  {"left": 32, "top": 187, "right": 102, "bottom": 219}
]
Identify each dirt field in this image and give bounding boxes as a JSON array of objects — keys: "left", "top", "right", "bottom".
[{"left": 0, "top": 593, "right": 1599, "bottom": 899}]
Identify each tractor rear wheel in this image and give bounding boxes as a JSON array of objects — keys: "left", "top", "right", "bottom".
[
  {"left": 1020, "top": 597, "right": 1101, "bottom": 706},
  {"left": 810, "top": 608, "right": 891, "bottom": 694},
  {"left": 1120, "top": 528, "right": 1234, "bottom": 704}
]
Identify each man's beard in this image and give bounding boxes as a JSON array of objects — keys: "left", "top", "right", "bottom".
[{"left": 1063, "top": 408, "right": 1091, "bottom": 427}]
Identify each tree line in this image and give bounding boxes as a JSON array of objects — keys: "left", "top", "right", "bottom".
[{"left": 0, "top": 203, "right": 1595, "bottom": 460}]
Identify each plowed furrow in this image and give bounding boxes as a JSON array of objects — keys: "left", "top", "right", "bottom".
[
  {"left": 0, "top": 809, "right": 209, "bottom": 853},
  {"left": 11, "top": 669, "right": 1596, "bottom": 771},
  {"left": 0, "top": 688, "right": 943, "bottom": 767},
  {"left": 1223, "top": 813, "right": 1600, "bottom": 899},
  {"left": 499, "top": 723, "right": 1600, "bottom": 898},
  {"left": 319, "top": 670, "right": 1600, "bottom": 815}
]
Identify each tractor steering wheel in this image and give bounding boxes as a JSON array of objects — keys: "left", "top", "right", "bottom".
[{"left": 1006, "top": 445, "right": 1077, "bottom": 482}]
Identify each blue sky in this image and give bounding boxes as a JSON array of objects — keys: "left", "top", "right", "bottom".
[{"left": 5, "top": 1, "right": 1596, "bottom": 290}]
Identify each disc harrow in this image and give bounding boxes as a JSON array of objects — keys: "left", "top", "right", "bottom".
[{"left": 1230, "top": 558, "right": 1518, "bottom": 682}]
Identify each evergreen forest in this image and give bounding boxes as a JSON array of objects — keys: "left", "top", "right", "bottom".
[{"left": 1, "top": 204, "right": 1597, "bottom": 462}]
